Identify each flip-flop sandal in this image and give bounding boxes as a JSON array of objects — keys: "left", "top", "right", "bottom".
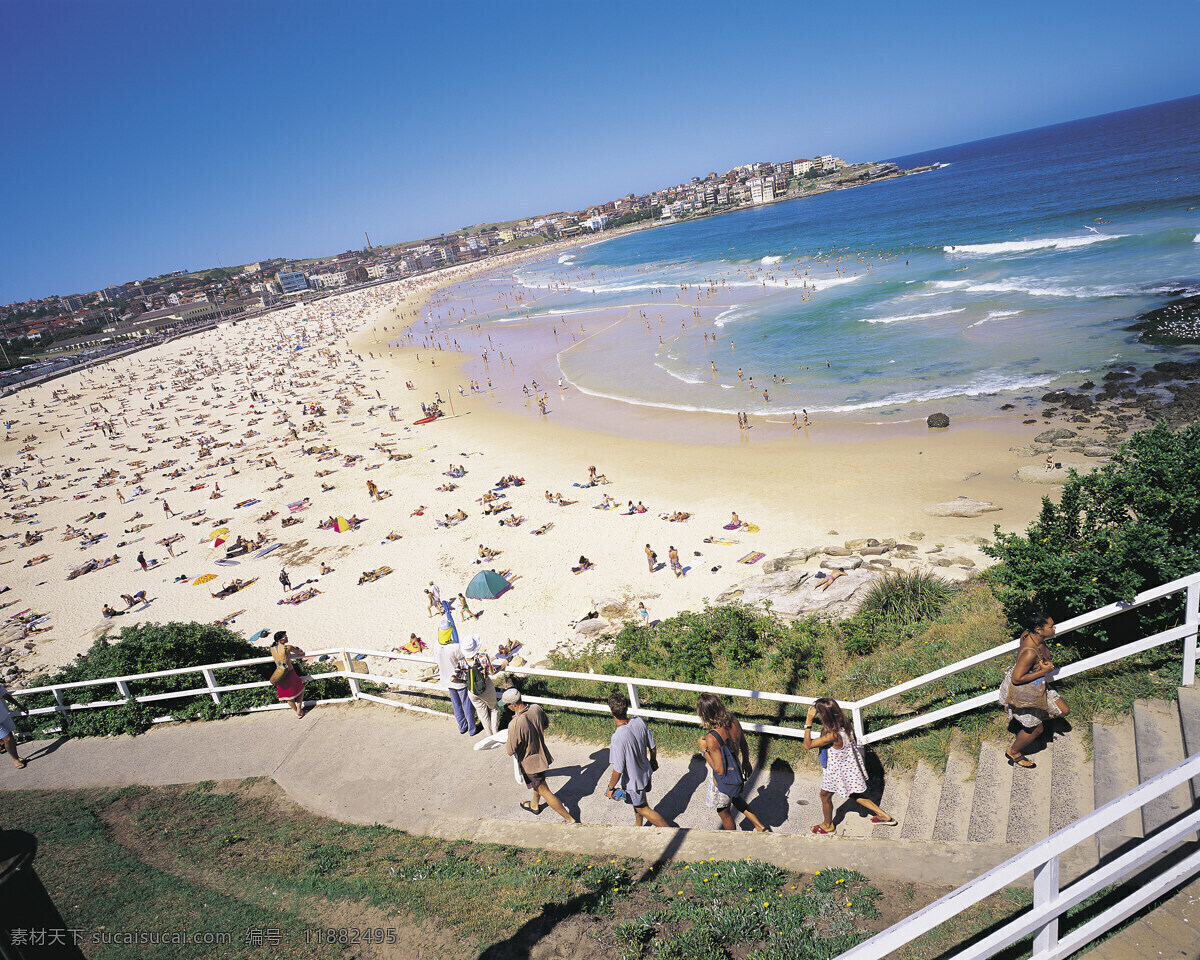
[
  {"left": 810, "top": 825, "right": 832, "bottom": 835},
  {"left": 520, "top": 800, "right": 542, "bottom": 815},
  {"left": 871, "top": 816, "right": 899, "bottom": 826},
  {"left": 1005, "top": 752, "right": 1036, "bottom": 769},
  {"left": 13, "top": 759, "right": 26, "bottom": 769}
]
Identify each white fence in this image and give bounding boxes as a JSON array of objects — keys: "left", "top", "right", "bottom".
[
  {"left": 836, "top": 750, "right": 1200, "bottom": 960},
  {"left": 13, "top": 573, "right": 1200, "bottom": 747}
]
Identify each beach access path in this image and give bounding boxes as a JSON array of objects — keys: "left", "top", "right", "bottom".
[{"left": 2, "top": 702, "right": 1009, "bottom": 888}]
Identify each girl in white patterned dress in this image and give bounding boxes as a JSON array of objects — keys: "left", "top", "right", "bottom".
[{"left": 803, "top": 697, "right": 898, "bottom": 835}]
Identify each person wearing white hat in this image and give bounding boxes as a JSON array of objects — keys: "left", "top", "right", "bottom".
[{"left": 460, "top": 635, "right": 498, "bottom": 736}]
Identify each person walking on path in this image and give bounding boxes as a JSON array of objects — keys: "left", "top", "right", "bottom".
[
  {"left": 279, "top": 568, "right": 291, "bottom": 592},
  {"left": 0, "top": 682, "right": 29, "bottom": 769},
  {"left": 434, "top": 610, "right": 477, "bottom": 735},
  {"left": 605, "top": 693, "right": 671, "bottom": 827},
  {"left": 461, "top": 635, "right": 498, "bottom": 736},
  {"left": 163, "top": 500, "right": 175, "bottom": 518},
  {"left": 503, "top": 687, "right": 575, "bottom": 823},
  {"left": 424, "top": 588, "right": 438, "bottom": 617},
  {"left": 429, "top": 580, "right": 441, "bottom": 607},
  {"left": 804, "top": 697, "right": 897, "bottom": 834},
  {"left": 999, "top": 611, "right": 1070, "bottom": 769},
  {"left": 696, "top": 693, "right": 769, "bottom": 832},
  {"left": 645, "top": 543, "right": 657, "bottom": 573},
  {"left": 269, "top": 630, "right": 308, "bottom": 719}
]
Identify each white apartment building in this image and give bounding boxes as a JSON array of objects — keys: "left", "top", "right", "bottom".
[
  {"left": 748, "top": 176, "right": 775, "bottom": 204},
  {"left": 794, "top": 159, "right": 813, "bottom": 175}
]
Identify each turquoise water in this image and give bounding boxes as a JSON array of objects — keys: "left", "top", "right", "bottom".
[{"left": 440, "top": 96, "right": 1200, "bottom": 420}]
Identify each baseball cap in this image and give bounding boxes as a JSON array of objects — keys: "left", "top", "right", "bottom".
[{"left": 500, "top": 687, "right": 522, "bottom": 705}]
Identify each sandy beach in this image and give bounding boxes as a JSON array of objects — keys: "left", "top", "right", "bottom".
[{"left": 0, "top": 255, "right": 1101, "bottom": 686}]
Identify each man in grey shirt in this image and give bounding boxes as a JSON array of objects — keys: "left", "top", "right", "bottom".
[{"left": 604, "top": 692, "right": 671, "bottom": 827}]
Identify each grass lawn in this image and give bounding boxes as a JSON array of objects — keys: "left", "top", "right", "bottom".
[{"left": 8, "top": 778, "right": 1048, "bottom": 960}]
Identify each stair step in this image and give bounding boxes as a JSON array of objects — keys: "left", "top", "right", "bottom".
[
  {"left": 871, "top": 770, "right": 911, "bottom": 839},
  {"left": 1132, "top": 698, "right": 1194, "bottom": 836},
  {"left": 967, "top": 741, "right": 1014, "bottom": 843},
  {"left": 932, "top": 751, "right": 976, "bottom": 843},
  {"left": 1007, "top": 739, "right": 1052, "bottom": 846},
  {"left": 1048, "top": 727, "right": 1094, "bottom": 836},
  {"left": 1093, "top": 717, "right": 1144, "bottom": 860},
  {"left": 1176, "top": 685, "right": 1200, "bottom": 795},
  {"left": 898, "top": 761, "right": 941, "bottom": 841}
]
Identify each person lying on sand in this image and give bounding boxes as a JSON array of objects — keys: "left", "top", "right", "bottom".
[{"left": 499, "top": 515, "right": 525, "bottom": 527}]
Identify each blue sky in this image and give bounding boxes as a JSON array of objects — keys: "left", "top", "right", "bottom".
[{"left": 2, "top": 0, "right": 1197, "bottom": 304}]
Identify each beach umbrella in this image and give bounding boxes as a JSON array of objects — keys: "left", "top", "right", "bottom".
[
  {"left": 208, "top": 528, "right": 229, "bottom": 540},
  {"left": 464, "top": 569, "right": 511, "bottom": 600},
  {"left": 193, "top": 574, "right": 217, "bottom": 586}
]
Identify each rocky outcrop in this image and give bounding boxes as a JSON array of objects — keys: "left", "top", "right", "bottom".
[
  {"left": 1034, "top": 427, "right": 1077, "bottom": 443},
  {"left": 1128, "top": 294, "right": 1200, "bottom": 345},
  {"left": 715, "top": 568, "right": 882, "bottom": 619},
  {"left": 925, "top": 497, "right": 1002, "bottom": 518},
  {"left": 926, "top": 412, "right": 950, "bottom": 428}
]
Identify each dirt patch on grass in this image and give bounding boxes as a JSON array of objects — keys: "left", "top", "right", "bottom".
[
  {"left": 83, "top": 779, "right": 1019, "bottom": 960},
  {"left": 98, "top": 781, "right": 473, "bottom": 960}
]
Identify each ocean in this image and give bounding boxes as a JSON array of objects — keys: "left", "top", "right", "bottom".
[{"left": 433, "top": 95, "right": 1200, "bottom": 422}]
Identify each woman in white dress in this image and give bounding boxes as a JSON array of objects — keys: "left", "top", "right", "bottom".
[{"left": 803, "top": 697, "right": 898, "bottom": 835}]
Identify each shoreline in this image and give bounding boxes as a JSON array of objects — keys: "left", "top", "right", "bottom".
[{"left": 0, "top": 258, "right": 1144, "bottom": 693}]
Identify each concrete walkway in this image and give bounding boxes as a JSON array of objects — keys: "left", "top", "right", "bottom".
[{"left": 2, "top": 701, "right": 1014, "bottom": 887}]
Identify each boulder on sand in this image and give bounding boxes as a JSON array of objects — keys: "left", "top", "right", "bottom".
[
  {"left": 926, "top": 412, "right": 951, "bottom": 428},
  {"left": 925, "top": 497, "right": 1002, "bottom": 518}
]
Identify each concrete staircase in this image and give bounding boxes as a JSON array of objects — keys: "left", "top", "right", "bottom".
[{"left": 835, "top": 686, "right": 1200, "bottom": 878}]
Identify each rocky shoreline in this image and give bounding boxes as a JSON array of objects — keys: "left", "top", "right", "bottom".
[{"left": 1129, "top": 294, "right": 1200, "bottom": 345}]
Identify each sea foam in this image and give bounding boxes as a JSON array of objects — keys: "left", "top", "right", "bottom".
[
  {"left": 943, "top": 233, "right": 1127, "bottom": 256},
  {"left": 859, "top": 308, "right": 965, "bottom": 324}
]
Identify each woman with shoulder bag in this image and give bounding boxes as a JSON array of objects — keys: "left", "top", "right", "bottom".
[
  {"left": 270, "top": 630, "right": 308, "bottom": 718},
  {"left": 999, "top": 611, "right": 1070, "bottom": 769},
  {"left": 460, "top": 635, "right": 498, "bottom": 736},
  {"left": 696, "top": 693, "right": 770, "bottom": 832},
  {"left": 804, "top": 697, "right": 897, "bottom": 835}
]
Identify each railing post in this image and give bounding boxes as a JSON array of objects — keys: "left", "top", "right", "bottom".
[
  {"left": 1032, "top": 855, "right": 1060, "bottom": 958},
  {"left": 202, "top": 668, "right": 221, "bottom": 705},
  {"left": 52, "top": 688, "right": 66, "bottom": 713},
  {"left": 115, "top": 680, "right": 132, "bottom": 700},
  {"left": 852, "top": 705, "right": 866, "bottom": 744},
  {"left": 1184, "top": 581, "right": 1200, "bottom": 687},
  {"left": 342, "top": 649, "right": 361, "bottom": 699},
  {"left": 627, "top": 683, "right": 641, "bottom": 713}
]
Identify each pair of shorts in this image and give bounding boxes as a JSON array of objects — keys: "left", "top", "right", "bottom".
[
  {"left": 521, "top": 769, "right": 547, "bottom": 791},
  {"left": 0, "top": 716, "right": 15, "bottom": 740}
]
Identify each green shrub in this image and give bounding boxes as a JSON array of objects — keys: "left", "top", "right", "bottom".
[
  {"left": 858, "top": 569, "right": 955, "bottom": 624},
  {"left": 19, "top": 621, "right": 351, "bottom": 738},
  {"left": 984, "top": 421, "right": 1200, "bottom": 654}
]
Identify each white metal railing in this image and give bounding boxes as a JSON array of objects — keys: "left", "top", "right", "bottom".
[
  {"left": 836, "top": 750, "right": 1200, "bottom": 960},
  {"left": 11, "top": 573, "right": 1200, "bottom": 748},
  {"left": 850, "top": 570, "right": 1200, "bottom": 744}
]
